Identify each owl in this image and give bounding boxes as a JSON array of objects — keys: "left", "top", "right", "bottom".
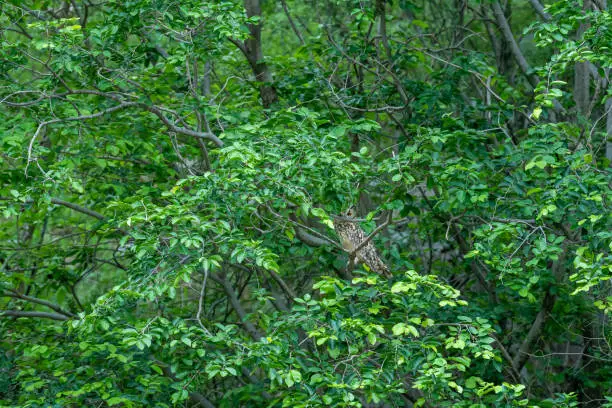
[{"left": 333, "top": 208, "right": 392, "bottom": 278}]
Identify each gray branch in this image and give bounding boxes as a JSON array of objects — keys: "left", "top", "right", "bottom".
[
  {"left": 211, "top": 274, "right": 263, "bottom": 340},
  {"left": 0, "top": 310, "right": 69, "bottom": 321},
  {"left": 50, "top": 197, "right": 106, "bottom": 220},
  {"left": 2, "top": 291, "right": 76, "bottom": 318},
  {"left": 295, "top": 226, "right": 331, "bottom": 247},
  {"left": 491, "top": 1, "right": 540, "bottom": 88},
  {"left": 1, "top": 196, "right": 104, "bottom": 221},
  {"left": 528, "top": 0, "right": 551, "bottom": 21}
]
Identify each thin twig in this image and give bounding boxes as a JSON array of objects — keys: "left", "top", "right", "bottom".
[{"left": 196, "top": 269, "right": 212, "bottom": 335}]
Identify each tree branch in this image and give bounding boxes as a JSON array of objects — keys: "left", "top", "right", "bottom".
[
  {"left": 211, "top": 273, "right": 263, "bottom": 340},
  {"left": 155, "top": 359, "right": 217, "bottom": 408},
  {"left": 528, "top": 0, "right": 551, "bottom": 21},
  {"left": 491, "top": 1, "right": 539, "bottom": 88},
  {"left": 295, "top": 226, "right": 331, "bottom": 247},
  {"left": 11, "top": 91, "right": 224, "bottom": 167},
  {"left": 350, "top": 212, "right": 392, "bottom": 257},
  {"left": 512, "top": 251, "right": 566, "bottom": 372},
  {"left": 512, "top": 292, "right": 556, "bottom": 371},
  {"left": 139, "top": 103, "right": 223, "bottom": 146},
  {"left": 26, "top": 102, "right": 140, "bottom": 169},
  {"left": 50, "top": 197, "right": 106, "bottom": 220},
  {"left": 0, "top": 310, "right": 69, "bottom": 321},
  {"left": 491, "top": 334, "right": 521, "bottom": 382},
  {"left": 2, "top": 291, "right": 76, "bottom": 318},
  {"left": 280, "top": 0, "right": 305, "bottom": 45},
  {"left": 0, "top": 196, "right": 104, "bottom": 221},
  {"left": 266, "top": 269, "right": 296, "bottom": 300}
]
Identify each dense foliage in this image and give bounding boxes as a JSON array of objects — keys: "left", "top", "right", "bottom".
[{"left": 0, "top": 0, "right": 610, "bottom": 407}]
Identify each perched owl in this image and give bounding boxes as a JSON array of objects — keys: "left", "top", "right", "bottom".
[{"left": 333, "top": 208, "right": 392, "bottom": 278}]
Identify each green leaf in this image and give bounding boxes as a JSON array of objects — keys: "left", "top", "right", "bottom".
[
  {"left": 151, "top": 365, "right": 164, "bottom": 375},
  {"left": 391, "top": 281, "right": 417, "bottom": 293},
  {"left": 392, "top": 323, "right": 406, "bottom": 336},
  {"left": 531, "top": 106, "right": 542, "bottom": 120}
]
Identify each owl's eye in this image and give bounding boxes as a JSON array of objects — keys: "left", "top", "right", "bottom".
[{"left": 346, "top": 207, "right": 356, "bottom": 217}]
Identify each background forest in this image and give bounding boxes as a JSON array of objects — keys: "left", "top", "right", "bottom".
[{"left": 0, "top": 0, "right": 611, "bottom": 407}]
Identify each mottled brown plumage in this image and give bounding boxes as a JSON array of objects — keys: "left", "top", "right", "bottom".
[{"left": 333, "top": 209, "right": 392, "bottom": 278}]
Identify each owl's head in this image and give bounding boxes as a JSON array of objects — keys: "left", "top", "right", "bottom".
[{"left": 342, "top": 206, "right": 357, "bottom": 217}]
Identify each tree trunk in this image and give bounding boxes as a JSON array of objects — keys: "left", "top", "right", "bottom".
[
  {"left": 244, "top": 0, "right": 278, "bottom": 108},
  {"left": 574, "top": 0, "right": 591, "bottom": 117},
  {"left": 606, "top": 89, "right": 612, "bottom": 164}
]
